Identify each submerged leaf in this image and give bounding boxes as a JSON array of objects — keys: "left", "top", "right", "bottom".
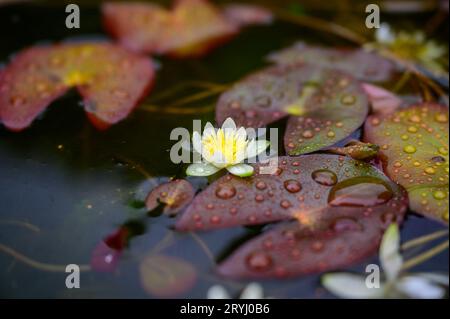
[
  {"left": 176, "top": 154, "right": 407, "bottom": 232},
  {"left": 216, "top": 64, "right": 369, "bottom": 155},
  {"left": 102, "top": 0, "right": 238, "bottom": 57},
  {"left": 139, "top": 254, "right": 197, "bottom": 297},
  {"left": 145, "top": 179, "right": 195, "bottom": 215},
  {"left": 0, "top": 42, "right": 155, "bottom": 131},
  {"left": 267, "top": 42, "right": 395, "bottom": 82},
  {"left": 364, "top": 103, "right": 449, "bottom": 223}
]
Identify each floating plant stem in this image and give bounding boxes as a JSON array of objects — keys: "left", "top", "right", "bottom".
[
  {"left": 149, "top": 81, "right": 228, "bottom": 103},
  {"left": 150, "top": 232, "right": 175, "bottom": 254},
  {"left": 378, "top": 49, "right": 449, "bottom": 105},
  {"left": 113, "top": 155, "right": 153, "bottom": 179},
  {"left": 189, "top": 232, "right": 215, "bottom": 265},
  {"left": 393, "top": 71, "right": 411, "bottom": 93},
  {"left": 401, "top": 230, "right": 449, "bottom": 251},
  {"left": 0, "top": 219, "right": 40, "bottom": 233},
  {"left": 401, "top": 240, "right": 449, "bottom": 271},
  {"left": 271, "top": 8, "right": 367, "bottom": 45},
  {"left": 139, "top": 103, "right": 215, "bottom": 115},
  {"left": 169, "top": 86, "right": 228, "bottom": 107},
  {"left": 0, "top": 243, "right": 90, "bottom": 273}
]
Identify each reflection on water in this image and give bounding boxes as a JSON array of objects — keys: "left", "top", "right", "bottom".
[{"left": 0, "top": 2, "right": 448, "bottom": 298}]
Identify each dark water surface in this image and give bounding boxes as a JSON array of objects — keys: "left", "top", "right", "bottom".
[{"left": 0, "top": 1, "right": 448, "bottom": 298}]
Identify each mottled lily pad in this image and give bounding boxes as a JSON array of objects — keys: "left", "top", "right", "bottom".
[
  {"left": 364, "top": 103, "right": 449, "bottom": 223},
  {"left": 140, "top": 254, "right": 197, "bottom": 297},
  {"left": 145, "top": 179, "right": 195, "bottom": 215},
  {"left": 215, "top": 64, "right": 369, "bottom": 155},
  {"left": 267, "top": 42, "right": 395, "bottom": 82},
  {"left": 176, "top": 154, "right": 408, "bottom": 231},
  {"left": 0, "top": 42, "right": 155, "bottom": 131},
  {"left": 102, "top": 0, "right": 238, "bottom": 57}
]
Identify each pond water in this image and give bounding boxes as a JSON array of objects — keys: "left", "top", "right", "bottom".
[{"left": 0, "top": 1, "right": 448, "bottom": 298}]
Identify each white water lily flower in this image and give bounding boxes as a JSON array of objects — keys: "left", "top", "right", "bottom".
[
  {"left": 322, "top": 224, "right": 449, "bottom": 299},
  {"left": 207, "top": 282, "right": 264, "bottom": 299},
  {"left": 186, "top": 118, "right": 270, "bottom": 177}
]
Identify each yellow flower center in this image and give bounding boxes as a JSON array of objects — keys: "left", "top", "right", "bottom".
[{"left": 201, "top": 128, "right": 248, "bottom": 165}]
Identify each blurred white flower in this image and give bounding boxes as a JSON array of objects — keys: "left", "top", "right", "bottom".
[
  {"left": 207, "top": 282, "right": 264, "bottom": 299},
  {"left": 322, "top": 224, "right": 449, "bottom": 299},
  {"left": 186, "top": 118, "right": 269, "bottom": 177}
]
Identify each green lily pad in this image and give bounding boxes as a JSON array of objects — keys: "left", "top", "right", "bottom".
[
  {"left": 216, "top": 64, "right": 369, "bottom": 155},
  {"left": 267, "top": 41, "right": 395, "bottom": 82},
  {"left": 364, "top": 103, "right": 449, "bottom": 223}
]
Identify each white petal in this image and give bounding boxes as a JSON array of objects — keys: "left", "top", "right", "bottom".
[
  {"left": 226, "top": 164, "right": 254, "bottom": 177},
  {"left": 380, "top": 223, "right": 403, "bottom": 281},
  {"left": 203, "top": 122, "right": 216, "bottom": 138},
  {"left": 322, "top": 273, "right": 385, "bottom": 299},
  {"left": 208, "top": 150, "right": 227, "bottom": 168},
  {"left": 246, "top": 140, "right": 270, "bottom": 159},
  {"left": 235, "top": 126, "right": 247, "bottom": 140},
  {"left": 186, "top": 163, "right": 220, "bottom": 176},
  {"left": 413, "top": 273, "right": 449, "bottom": 286},
  {"left": 192, "top": 131, "right": 203, "bottom": 155},
  {"left": 396, "top": 275, "right": 446, "bottom": 299},
  {"left": 207, "top": 285, "right": 231, "bottom": 299},
  {"left": 221, "top": 117, "right": 237, "bottom": 131},
  {"left": 240, "top": 283, "right": 264, "bottom": 299},
  {"left": 376, "top": 23, "right": 394, "bottom": 43}
]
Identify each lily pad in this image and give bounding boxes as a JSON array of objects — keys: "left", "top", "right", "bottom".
[
  {"left": 102, "top": 0, "right": 238, "bottom": 57},
  {"left": 139, "top": 254, "right": 197, "bottom": 298},
  {"left": 364, "top": 103, "right": 449, "bottom": 223},
  {"left": 145, "top": 179, "right": 195, "bottom": 215},
  {"left": 267, "top": 41, "right": 395, "bottom": 82},
  {"left": 217, "top": 212, "right": 401, "bottom": 279},
  {"left": 176, "top": 154, "right": 408, "bottom": 231},
  {"left": 215, "top": 64, "right": 369, "bottom": 155},
  {"left": 0, "top": 42, "right": 155, "bottom": 131}
]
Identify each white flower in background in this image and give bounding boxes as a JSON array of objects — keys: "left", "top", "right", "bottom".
[
  {"left": 367, "top": 23, "right": 447, "bottom": 76},
  {"left": 207, "top": 282, "right": 264, "bottom": 299},
  {"left": 322, "top": 224, "right": 449, "bottom": 299},
  {"left": 186, "top": 117, "right": 270, "bottom": 178}
]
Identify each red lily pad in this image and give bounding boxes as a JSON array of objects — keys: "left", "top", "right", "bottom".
[
  {"left": 215, "top": 64, "right": 369, "bottom": 155},
  {"left": 267, "top": 42, "right": 395, "bottom": 82},
  {"left": 102, "top": 0, "right": 238, "bottom": 57},
  {"left": 364, "top": 103, "right": 449, "bottom": 223},
  {"left": 145, "top": 179, "right": 195, "bottom": 215},
  {"left": 140, "top": 254, "right": 197, "bottom": 298},
  {"left": 0, "top": 42, "right": 155, "bottom": 131},
  {"left": 175, "top": 154, "right": 408, "bottom": 231},
  {"left": 217, "top": 211, "right": 401, "bottom": 279}
]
